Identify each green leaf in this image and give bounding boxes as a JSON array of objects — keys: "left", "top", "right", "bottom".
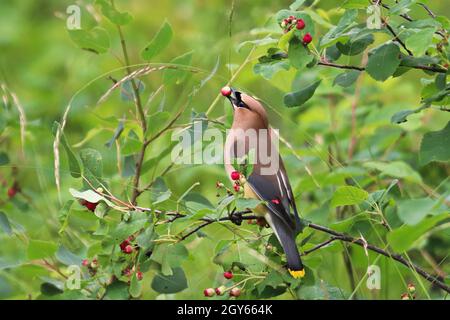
[
  {"left": 105, "top": 119, "right": 124, "bottom": 148},
  {"left": 95, "top": 0, "right": 133, "bottom": 25},
  {"left": 336, "top": 33, "right": 374, "bottom": 56},
  {"left": 390, "top": 0, "right": 416, "bottom": 15},
  {"left": 68, "top": 27, "right": 110, "bottom": 54},
  {"left": 330, "top": 213, "right": 367, "bottom": 232},
  {"left": 151, "top": 243, "right": 188, "bottom": 275},
  {"left": 366, "top": 43, "right": 401, "bottom": 81},
  {"left": 320, "top": 10, "right": 358, "bottom": 48},
  {"left": 151, "top": 267, "right": 188, "bottom": 294},
  {"left": 0, "top": 212, "right": 12, "bottom": 236},
  {"left": 419, "top": 121, "right": 450, "bottom": 165},
  {"left": 387, "top": 213, "right": 449, "bottom": 252},
  {"left": 69, "top": 188, "right": 113, "bottom": 207},
  {"left": 141, "top": 20, "right": 173, "bottom": 61},
  {"left": 390, "top": 104, "right": 430, "bottom": 124},
  {"left": 405, "top": 28, "right": 436, "bottom": 57},
  {"left": 253, "top": 60, "right": 290, "bottom": 80},
  {"left": 288, "top": 38, "right": 314, "bottom": 70},
  {"left": 27, "top": 240, "right": 58, "bottom": 260},
  {"left": 331, "top": 186, "right": 368, "bottom": 207},
  {"left": 333, "top": 70, "right": 360, "bottom": 87},
  {"left": 235, "top": 198, "right": 263, "bottom": 211},
  {"left": 163, "top": 51, "right": 193, "bottom": 85},
  {"left": 111, "top": 211, "right": 149, "bottom": 240},
  {"left": 121, "top": 130, "right": 141, "bottom": 156},
  {"left": 129, "top": 273, "right": 142, "bottom": 298},
  {"left": 80, "top": 148, "right": 103, "bottom": 187},
  {"left": 284, "top": 80, "right": 321, "bottom": 107},
  {"left": 104, "top": 280, "right": 130, "bottom": 300},
  {"left": 52, "top": 122, "right": 81, "bottom": 178},
  {"left": 149, "top": 177, "right": 172, "bottom": 205},
  {"left": 55, "top": 246, "right": 83, "bottom": 266},
  {"left": 364, "top": 161, "right": 422, "bottom": 183},
  {"left": 397, "top": 198, "right": 437, "bottom": 226}
]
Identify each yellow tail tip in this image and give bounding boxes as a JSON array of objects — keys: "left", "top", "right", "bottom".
[{"left": 288, "top": 268, "right": 305, "bottom": 279}]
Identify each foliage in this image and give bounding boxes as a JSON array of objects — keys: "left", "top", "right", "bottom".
[{"left": 0, "top": 0, "right": 449, "bottom": 300}]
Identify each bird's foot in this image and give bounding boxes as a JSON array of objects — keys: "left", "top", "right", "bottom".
[{"left": 229, "top": 209, "right": 243, "bottom": 226}]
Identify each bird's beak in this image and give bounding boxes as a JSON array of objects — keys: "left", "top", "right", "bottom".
[
  {"left": 226, "top": 87, "right": 239, "bottom": 110},
  {"left": 221, "top": 86, "right": 248, "bottom": 110}
]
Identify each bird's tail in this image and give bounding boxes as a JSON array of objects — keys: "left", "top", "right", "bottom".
[{"left": 267, "top": 214, "right": 305, "bottom": 279}]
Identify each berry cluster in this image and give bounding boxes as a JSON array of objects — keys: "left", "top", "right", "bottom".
[
  {"left": 119, "top": 236, "right": 136, "bottom": 254},
  {"left": 122, "top": 266, "right": 143, "bottom": 281},
  {"left": 203, "top": 271, "right": 242, "bottom": 298},
  {"left": 230, "top": 170, "right": 242, "bottom": 192},
  {"left": 81, "top": 258, "right": 99, "bottom": 275},
  {"left": 280, "top": 15, "right": 313, "bottom": 45},
  {"left": 401, "top": 283, "right": 416, "bottom": 300}
]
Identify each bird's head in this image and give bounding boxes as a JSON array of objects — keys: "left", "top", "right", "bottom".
[{"left": 221, "top": 86, "right": 269, "bottom": 129}]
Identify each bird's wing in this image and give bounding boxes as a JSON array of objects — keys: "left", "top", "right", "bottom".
[{"left": 246, "top": 159, "right": 298, "bottom": 231}]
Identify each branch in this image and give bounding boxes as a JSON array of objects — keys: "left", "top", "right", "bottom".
[
  {"left": 317, "top": 60, "right": 447, "bottom": 74},
  {"left": 308, "top": 223, "right": 450, "bottom": 293},
  {"left": 97, "top": 190, "right": 450, "bottom": 293},
  {"left": 168, "top": 211, "right": 450, "bottom": 293},
  {"left": 379, "top": 1, "right": 446, "bottom": 38},
  {"left": 383, "top": 20, "right": 413, "bottom": 56}
]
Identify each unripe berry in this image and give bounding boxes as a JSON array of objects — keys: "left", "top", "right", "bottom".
[
  {"left": 281, "top": 20, "right": 287, "bottom": 28},
  {"left": 230, "top": 171, "right": 240, "bottom": 181},
  {"left": 296, "top": 19, "right": 305, "bottom": 30},
  {"left": 204, "top": 288, "right": 215, "bottom": 297},
  {"left": 216, "top": 181, "right": 224, "bottom": 188},
  {"left": 82, "top": 259, "right": 89, "bottom": 267},
  {"left": 303, "top": 33, "right": 313, "bottom": 45},
  {"left": 221, "top": 86, "right": 232, "bottom": 97},
  {"left": 223, "top": 271, "right": 233, "bottom": 279},
  {"left": 229, "top": 287, "right": 241, "bottom": 297},
  {"left": 400, "top": 293, "right": 410, "bottom": 300},
  {"left": 407, "top": 283, "right": 416, "bottom": 294},
  {"left": 233, "top": 184, "right": 241, "bottom": 192},
  {"left": 90, "top": 258, "right": 99, "bottom": 269},
  {"left": 124, "top": 245, "right": 133, "bottom": 254},
  {"left": 137, "top": 271, "right": 143, "bottom": 281},
  {"left": 215, "top": 286, "right": 226, "bottom": 296}
]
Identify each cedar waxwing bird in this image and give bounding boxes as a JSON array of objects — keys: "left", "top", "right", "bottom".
[{"left": 222, "top": 86, "right": 305, "bottom": 279}]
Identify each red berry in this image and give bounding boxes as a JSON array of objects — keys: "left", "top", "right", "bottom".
[
  {"left": 271, "top": 198, "right": 280, "bottom": 205},
  {"left": 230, "top": 287, "right": 241, "bottom": 297},
  {"left": 215, "top": 286, "right": 226, "bottom": 296},
  {"left": 124, "top": 245, "right": 133, "bottom": 254},
  {"left": 83, "top": 201, "right": 98, "bottom": 212},
  {"left": 204, "top": 288, "right": 215, "bottom": 297},
  {"left": 303, "top": 33, "right": 313, "bottom": 45},
  {"left": 82, "top": 259, "right": 89, "bottom": 267},
  {"left": 296, "top": 19, "right": 305, "bottom": 30},
  {"left": 224, "top": 271, "right": 233, "bottom": 279},
  {"left": 233, "top": 184, "right": 241, "bottom": 192},
  {"left": 120, "top": 239, "right": 130, "bottom": 251},
  {"left": 221, "top": 86, "right": 232, "bottom": 97},
  {"left": 7, "top": 188, "right": 17, "bottom": 198},
  {"left": 137, "top": 271, "right": 143, "bottom": 281},
  {"left": 230, "top": 171, "right": 240, "bottom": 181}
]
